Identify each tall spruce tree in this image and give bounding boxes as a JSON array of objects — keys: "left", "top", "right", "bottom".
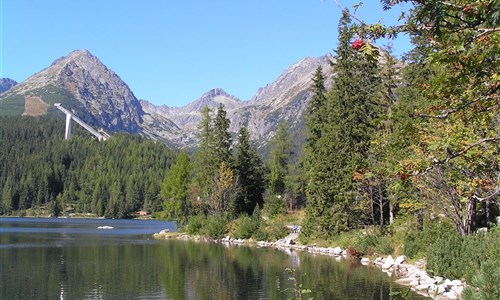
[
  {"left": 304, "top": 12, "right": 381, "bottom": 235},
  {"left": 213, "top": 104, "right": 233, "bottom": 167},
  {"left": 193, "top": 106, "right": 215, "bottom": 200},
  {"left": 234, "top": 127, "right": 266, "bottom": 215},
  {"left": 160, "top": 151, "right": 191, "bottom": 223},
  {"left": 268, "top": 122, "right": 293, "bottom": 196},
  {"left": 306, "top": 66, "right": 328, "bottom": 148}
]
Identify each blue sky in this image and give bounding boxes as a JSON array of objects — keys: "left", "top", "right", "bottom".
[{"left": 1, "top": 1, "right": 412, "bottom": 107}]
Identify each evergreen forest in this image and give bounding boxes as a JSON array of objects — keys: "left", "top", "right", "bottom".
[
  {"left": 1, "top": 1, "right": 499, "bottom": 296},
  {"left": 0, "top": 116, "right": 175, "bottom": 218}
]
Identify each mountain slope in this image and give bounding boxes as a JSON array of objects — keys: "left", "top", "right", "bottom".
[
  {"left": 141, "top": 53, "right": 333, "bottom": 150},
  {"left": 0, "top": 50, "right": 147, "bottom": 132},
  {"left": 0, "top": 78, "right": 17, "bottom": 94},
  {"left": 1, "top": 49, "right": 333, "bottom": 151}
]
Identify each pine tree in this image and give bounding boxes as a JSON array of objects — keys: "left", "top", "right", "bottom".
[
  {"left": 208, "top": 161, "right": 239, "bottom": 216},
  {"left": 193, "top": 106, "right": 215, "bottom": 200},
  {"left": 160, "top": 151, "right": 191, "bottom": 223},
  {"left": 213, "top": 104, "right": 233, "bottom": 167},
  {"left": 304, "top": 12, "right": 381, "bottom": 235},
  {"left": 306, "top": 66, "right": 328, "bottom": 148},
  {"left": 234, "top": 127, "right": 266, "bottom": 215},
  {"left": 268, "top": 122, "right": 293, "bottom": 196}
]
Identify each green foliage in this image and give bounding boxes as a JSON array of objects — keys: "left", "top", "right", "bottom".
[
  {"left": 213, "top": 104, "right": 233, "bottom": 167},
  {"left": 192, "top": 106, "right": 216, "bottom": 200},
  {"left": 282, "top": 268, "right": 314, "bottom": 300},
  {"left": 264, "top": 194, "right": 287, "bottom": 219},
  {"left": 426, "top": 230, "right": 500, "bottom": 282},
  {"left": 255, "top": 220, "right": 289, "bottom": 242},
  {"left": 204, "top": 214, "right": 229, "bottom": 239},
  {"left": 160, "top": 151, "right": 191, "bottom": 223},
  {"left": 303, "top": 11, "right": 382, "bottom": 237},
  {"left": 233, "top": 214, "right": 259, "bottom": 239},
  {"left": 184, "top": 214, "right": 206, "bottom": 235},
  {"left": 234, "top": 127, "right": 266, "bottom": 215},
  {"left": 0, "top": 116, "right": 175, "bottom": 218},
  {"left": 353, "top": 233, "right": 394, "bottom": 256},
  {"left": 403, "top": 221, "right": 456, "bottom": 259},
  {"left": 462, "top": 261, "right": 500, "bottom": 300},
  {"left": 267, "top": 122, "right": 293, "bottom": 196}
]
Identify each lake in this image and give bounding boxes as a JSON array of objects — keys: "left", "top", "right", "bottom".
[{"left": 0, "top": 218, "right": 426, "bottom": 299}]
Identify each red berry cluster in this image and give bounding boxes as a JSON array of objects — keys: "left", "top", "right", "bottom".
[{"left": 352, "top": 39, "right": 365, "bottom": 51}]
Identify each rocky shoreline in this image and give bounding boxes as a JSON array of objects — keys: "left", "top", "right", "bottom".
[{"left": 154, "top": 230, "right": 465, "bottom": 300}]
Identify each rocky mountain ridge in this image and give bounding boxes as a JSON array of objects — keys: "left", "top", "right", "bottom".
[
  {"left": 0, "top": 78, "right": 17, "bottom": 94},
  {"left": 0, "top": 49, "right": 333, "bottom": 150},
  {"left": 141, "top": 54, "right": 333, "bottom": 148}
]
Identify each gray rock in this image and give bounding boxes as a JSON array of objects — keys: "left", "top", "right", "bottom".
[
  {"left": 395, "top": 255, "right": 406, "bottom": 265},
  {"left": 332, "top": 246, "right": 343, "bottom": 256},
  {"left": 382, "top": 255, "right": 395, "bottom": 269}
]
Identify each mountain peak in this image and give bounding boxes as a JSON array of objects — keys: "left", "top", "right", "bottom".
[
  {"left": 0, "top": 78, "right": 17, "bottom": 94},
  {"left": 201, "top": 87, "right": 231, "bottom": 98},
  {"left": 1, "top": 49, "right": 144, "bottom": 132},
  {"left": 50, "top": 49, "right": 95, "bottom": 67},
  {"left": 191, "top": 87, "right": 241, "bottom": 111}
]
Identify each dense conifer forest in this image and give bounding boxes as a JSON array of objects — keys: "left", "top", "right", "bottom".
[
  {"left": 1, "top": 1, "right": 499, "bottom": 296},
  {"left": 0, "top": 116, "right": 175, "bottom": 218}
]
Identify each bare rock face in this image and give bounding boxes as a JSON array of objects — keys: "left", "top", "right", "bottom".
[
  {"left": 1, "top": 50, "right": 145, "bottom": 133},
  {"left": 0, "top": 78, "right": 17, "bottom": 94},
  {"left": 2, "top": 49, "right": 336, "bottom": 152},
  {"left": 142, "top": 54, "right": 334, "bottom": 149}
]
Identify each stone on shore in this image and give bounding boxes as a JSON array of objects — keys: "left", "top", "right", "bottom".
[
  {"left": 395, "top": 255, "right": 406, "bottom": 265},
  {"left": 382, "top": 255, "right": 395, "bottom": 269}
]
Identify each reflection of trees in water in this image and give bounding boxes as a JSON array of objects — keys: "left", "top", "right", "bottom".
[
  {"left": 2, "top": 240, "right": 426, "bottom": 300},
  {"left": 159, "top": 241, "right": 292, "bottom": 299}
]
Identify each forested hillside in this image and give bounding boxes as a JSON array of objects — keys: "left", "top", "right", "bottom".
[{"left": 0, "top": 116, "right": 175, "bottom": 218}]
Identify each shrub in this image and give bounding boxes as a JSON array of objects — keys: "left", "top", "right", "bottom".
[
  {"left": 253, "top": 227, "right": 269, "bottom": 241},
  {"left": 426, "top": 232, "right": 466, "bottom": 280},
  {"left": 374, "top": 236, "right": 394, "bottom": 255},
  {"left": 267, "top": 221, "right": 289, "bottom": 241},
  {"left": 255, "top": 221, "right": 288, "bottom": 242},
  {"left": 233, "top": 214, "right": 259, "bottom": 239},
  {"left": 184, "top": 214, "right": 206, "bottom": 235},
  {"left": 264, "top": 195, "right": 287, "bottom": 219},
  {"left": 205, "top": 214, "right": 229, "bottom": 239},
  {"left": 350, "top": 232, "right": 394, "bottom": 257},
  {"left": 403, "top": 220, "right": 455, "bottom": 259},
  {"left": 426, "top": 230, "right": 500, "bottom": 282},
  {"left": 462, "top": 261, "right": 500, "bottom": 300}
]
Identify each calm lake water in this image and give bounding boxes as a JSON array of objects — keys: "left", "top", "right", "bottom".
[{"left": 0, "top": 218, "right": 427, "bottom": 300}]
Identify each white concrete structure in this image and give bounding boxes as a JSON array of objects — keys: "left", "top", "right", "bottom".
[{"left": 54, "top": 103, "right": 110, "bottom": 141}]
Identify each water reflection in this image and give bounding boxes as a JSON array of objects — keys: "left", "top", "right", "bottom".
[{"left": 0, "top": 219, "right": 426, "bottom": 300}]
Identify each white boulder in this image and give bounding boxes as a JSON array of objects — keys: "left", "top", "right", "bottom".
[
  {"left": 382, "top": 255, "right": 395, "bottom": 269},
  {"left": 394, "top": 255, "right": 406, "bottom": 265}
]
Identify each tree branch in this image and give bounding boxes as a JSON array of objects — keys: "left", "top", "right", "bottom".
[
  {"left": 418, "top": 136, "right": 500, "bottom": 175},
  {"left": 415, "top": 94, "right": 498, "bottom": 119},
  {"left": 332, "top": 0, "right": 367, "bottom": 25},
  {"left": 476, "top": 27, "right": 500, "bottom": 39},
  {"left": 472, "top": 188, "right": 500, "bottom": 202}
]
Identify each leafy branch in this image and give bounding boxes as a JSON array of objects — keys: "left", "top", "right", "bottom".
[
  {"left": 282, "top": 268, "right": 314, "bottom": 300},
  {"left": 418, "top": 136, "right": 500, "bottom": 176}
]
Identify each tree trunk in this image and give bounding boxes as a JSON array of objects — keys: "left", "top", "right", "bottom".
[
  {"left": 389, "top": 203, "right": 395, "bottom": 225},
  {"left": 416, "top": 209, "right": 423, "bottom": 231},
  {"left": 464, "top": 197, "right": 476, "bottom": 235},
  {"left": 378, "top": 184, "right": 384, "bottom": 235}
]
